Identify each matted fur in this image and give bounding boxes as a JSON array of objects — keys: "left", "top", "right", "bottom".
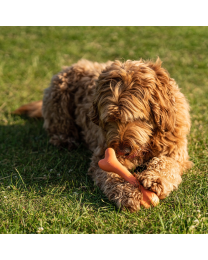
[{"left": 14, "top": 58, "right": 193, "bottom": 212}]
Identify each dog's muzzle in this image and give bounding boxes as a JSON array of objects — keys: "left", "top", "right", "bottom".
[{"left": 116, "top": 146, "right": 132, "bottom": 156}]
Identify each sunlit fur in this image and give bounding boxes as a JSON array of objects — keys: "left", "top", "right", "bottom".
[{"left": 14, "top": 58, "right": 193, "bottom": 212}]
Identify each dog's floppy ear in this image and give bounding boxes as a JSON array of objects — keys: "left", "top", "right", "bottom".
[
  {"left": 89, "top": 99, "right": 100, "bottom": 125},
  {"left": 148, "top": 58, "right": 176, "bottom": 133}
]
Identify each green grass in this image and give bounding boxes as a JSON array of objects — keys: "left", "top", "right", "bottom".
[{"left": 0, "top": 26, "right": 208, "bottom": 234}]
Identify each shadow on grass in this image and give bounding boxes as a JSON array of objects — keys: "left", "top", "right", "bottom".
[{"left": 0, "top": 115, "right": 117, "bottom": 212}]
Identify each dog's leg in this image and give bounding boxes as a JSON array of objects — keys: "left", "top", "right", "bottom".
[
  {"left": 136, "top": 156, "right": 183, "bottom": 199},
  {"left": 88, "top": 148, "right": 142, "bottom": 212},
  {"left": 42, "top": 70, "right": 80, "bottom": 149}
]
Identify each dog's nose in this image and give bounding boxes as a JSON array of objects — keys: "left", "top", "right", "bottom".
[{"left": 116, "top": 146, "right": 132, "bottom": 156}]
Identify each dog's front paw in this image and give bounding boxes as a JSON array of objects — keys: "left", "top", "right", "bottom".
[
  {"left": 139, "top": 174, "right": 180, "bottom": 199},
  {"left": 146, "top": 177, "right": 167, "bottom": 199},
  {"left": 137, "top": 156, "right": 182, "bottom": 199},
  {"left": 139, "top": 175, "right": 164, "bottom": 198},
  {"left": 136, "top": 171, "right": 168, "bottom": 199}
]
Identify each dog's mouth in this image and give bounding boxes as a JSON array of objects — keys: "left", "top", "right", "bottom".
[
  {"left": 115, "top": 145, "right": 151, "bottom": 160},
  {"left": 116, "top": 147, "right": 132, "bottom": 157}
]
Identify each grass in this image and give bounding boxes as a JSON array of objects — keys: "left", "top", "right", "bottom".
[{"left": 0, "top": 26, "right": 208, "bottom": 234}]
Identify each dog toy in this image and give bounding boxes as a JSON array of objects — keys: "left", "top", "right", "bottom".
[{"left": 98, "top": 148, "right": 159, "bottom": 208}]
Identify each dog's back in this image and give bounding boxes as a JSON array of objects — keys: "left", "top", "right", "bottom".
[{"left": 13, "top": 59, "right": 112, "bottom": 150}]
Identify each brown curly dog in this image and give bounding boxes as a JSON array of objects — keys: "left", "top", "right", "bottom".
[{"left": 14, "top": 58, "right": 193, "bottom": 212}]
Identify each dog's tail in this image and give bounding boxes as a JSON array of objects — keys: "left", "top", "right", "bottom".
[{"left": 13, "top": 100, "right": 43, "bottom": 118}]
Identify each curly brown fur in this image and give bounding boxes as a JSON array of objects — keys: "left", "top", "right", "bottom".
[{"left": 14, "top": 58, "right": 193, "bottom": 212}]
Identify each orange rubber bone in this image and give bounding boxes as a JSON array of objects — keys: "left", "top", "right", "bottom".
[{"left": 98, "top": 148, "right": 159, "bottom": 208}]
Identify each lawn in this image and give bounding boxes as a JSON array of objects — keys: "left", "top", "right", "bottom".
[{"left": 0, "top": 26, "right": 208, "bottom": 234}]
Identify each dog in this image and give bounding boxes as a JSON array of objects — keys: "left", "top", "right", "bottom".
[{"left": 14, "top": 58, "right": 193, "bottom": 212}]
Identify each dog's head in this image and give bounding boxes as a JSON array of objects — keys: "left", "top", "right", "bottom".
[{"left": 89, "top": 58, "right": 176, "bottom": 168}]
